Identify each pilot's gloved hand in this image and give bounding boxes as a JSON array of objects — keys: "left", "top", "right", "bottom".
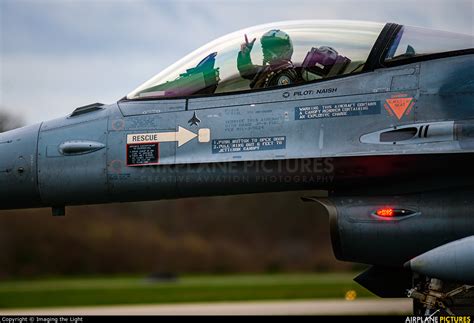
[{"left": 240, "top": 34, "right": 256, "bottom": 55}]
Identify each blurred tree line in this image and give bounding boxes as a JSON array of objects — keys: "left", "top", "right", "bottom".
[
  {"left": 0, "top": 108, "right": 23, "bottom": 133},
  {"left": 0, "top": 110, "right": 353, "bottom": 278},
  {"left": 0, "top": 194, "right": 354, "bottom": 278}
]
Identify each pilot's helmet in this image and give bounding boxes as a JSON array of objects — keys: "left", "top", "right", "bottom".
[{"left": 261, "top": 29, "right": 293, "bottom": 64}]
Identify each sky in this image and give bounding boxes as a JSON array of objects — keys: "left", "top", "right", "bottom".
[{"left": 0, "top": 0, "right": 473, "bottom": 125}]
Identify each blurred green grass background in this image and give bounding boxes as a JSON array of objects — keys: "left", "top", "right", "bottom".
[{"left": 0, "top": 273, "right": 374, "bottom": 308}]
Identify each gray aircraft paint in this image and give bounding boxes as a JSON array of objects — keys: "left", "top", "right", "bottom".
[
  {"left": 0, "top": 22, "right": 473, "bottom": 313},
  {"left": 406, "top": 235, "right": 474, "bottom": 284}
]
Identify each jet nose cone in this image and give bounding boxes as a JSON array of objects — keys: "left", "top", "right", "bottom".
[{"left": 0, "top": 124, "right": 42, "bottom": 210}]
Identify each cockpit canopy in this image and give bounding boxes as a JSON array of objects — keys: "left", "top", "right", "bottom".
[{"left": 126, "top": 20, "right": 473, "bottom": 100}]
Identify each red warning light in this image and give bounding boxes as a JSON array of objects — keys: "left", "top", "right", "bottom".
[{"left": 376, "top": 208, "right": 394, "bottom": 217}]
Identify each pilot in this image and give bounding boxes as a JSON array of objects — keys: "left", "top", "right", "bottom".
[{"left": 237, "top": 29, "right": 299, "bottom": 89}]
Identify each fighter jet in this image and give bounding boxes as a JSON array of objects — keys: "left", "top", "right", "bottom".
[{"left": 0, "top": 20, "right": 473, "bottom": 314}]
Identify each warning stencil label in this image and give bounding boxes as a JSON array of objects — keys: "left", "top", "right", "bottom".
[{"left": 295, "top": 101, "right": 381, "bottom": 120}]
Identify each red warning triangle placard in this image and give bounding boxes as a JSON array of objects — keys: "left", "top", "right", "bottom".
[{"left": 385, "top": 98, "right": 413, "bottom": 120}]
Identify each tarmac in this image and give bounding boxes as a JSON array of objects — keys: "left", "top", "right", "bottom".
[{"left": 0, "top": 299, "right": 412, "bottom": 315}]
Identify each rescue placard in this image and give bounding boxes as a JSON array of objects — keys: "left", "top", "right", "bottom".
[
  {"left": 212, "top": 136, "right": 286, "bottom": 154},
  {"left": 127, "top": 143, "right": 159, "bottom": 166},
  {"left": 295, "top": 101, "right": 380, "bottom": 120},
  {"left": 126, "top": 126, "right": 206, "bottom": 147}
]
